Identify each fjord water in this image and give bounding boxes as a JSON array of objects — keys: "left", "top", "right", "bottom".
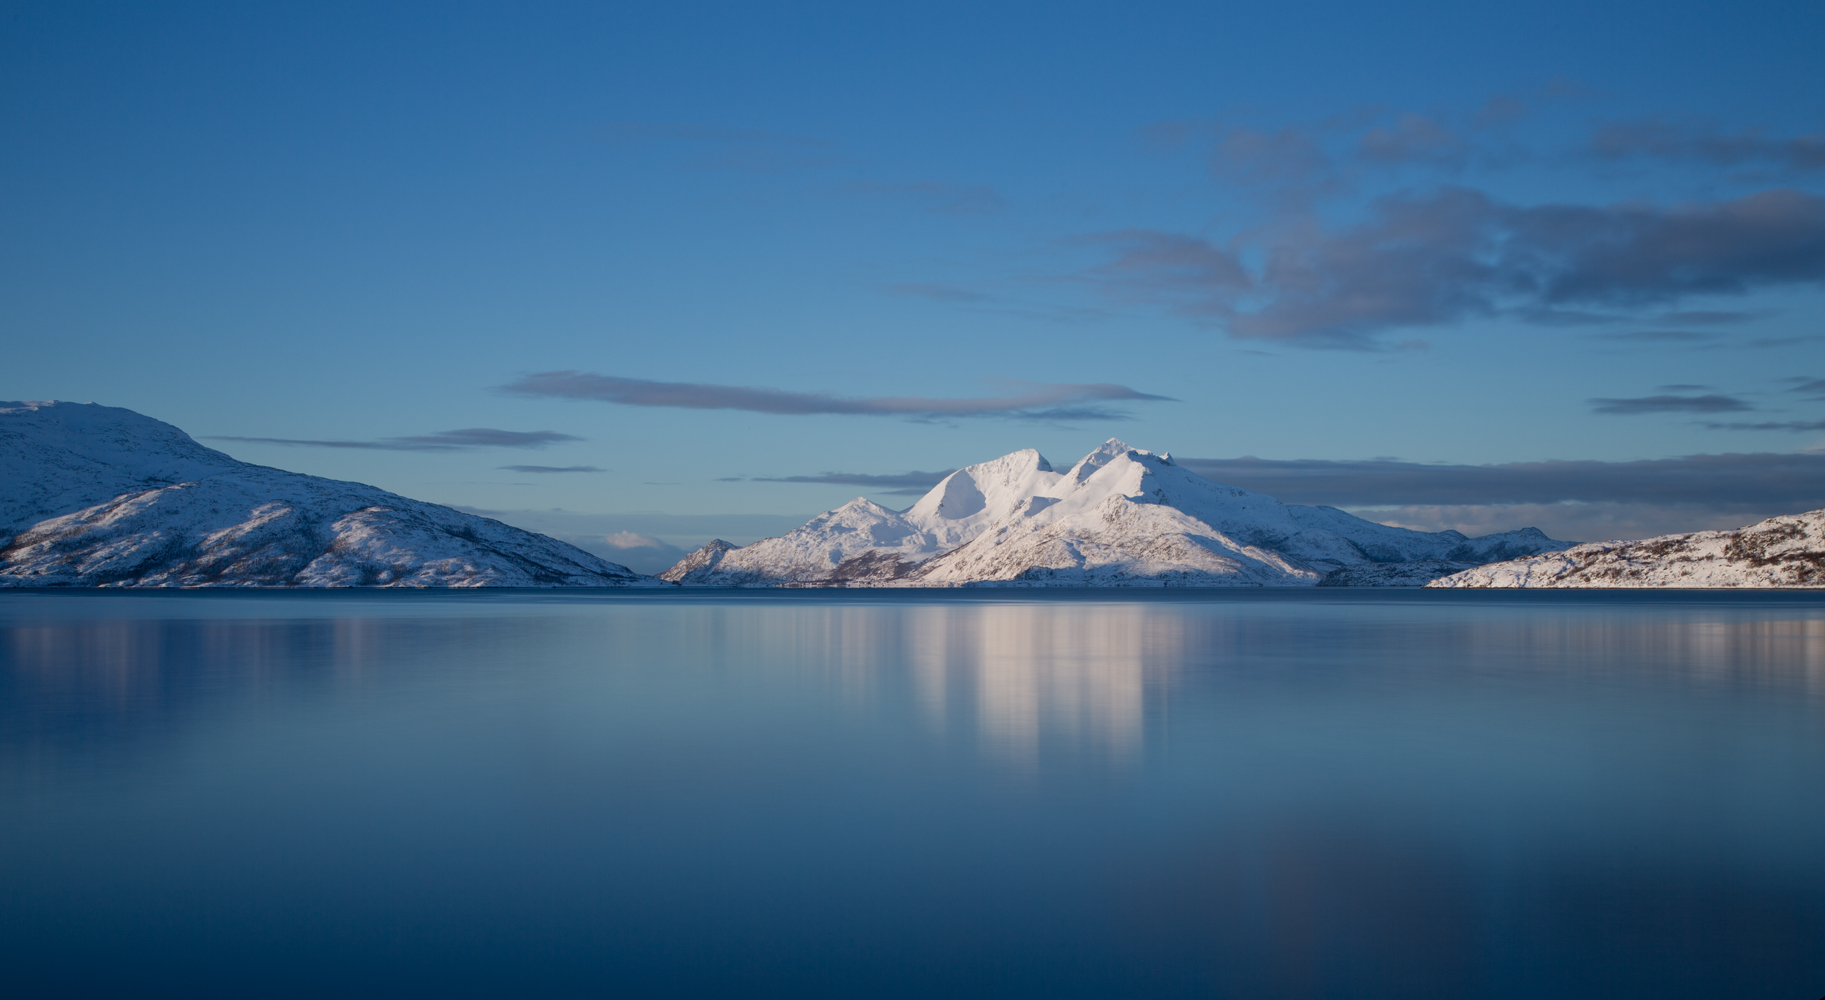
[{"left": 2, "top": 592, "right": 1821, "bottom": 999}]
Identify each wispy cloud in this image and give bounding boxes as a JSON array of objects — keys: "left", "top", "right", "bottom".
[
  {"left": 1784, "top": 377, "right": 1825, "bottom": 400},
  {"left": 1579, "top": 330, "right": 1821, "bottom": 353},
  {"left": 1186, "top": 103, "right": 1536, "bottom": 205},
  {"left": 1362, "top": 502, "right": 1773, "bottom": 546},
  {"left": 1084, "top": 188, "right": 1825, "bottom": 349},
  {"left": 500, "top": 372, "right": 1173, "bottom": 421},
  {"left": 1743, "top": 335, "right": 1825, "bottom": 350},
  {"left": 1590, "top": 119, "right": 1825, "bottom": 173},
  {"left": 209, "top": 429, "right": 582, "bottom": 451},
  {"left": 498, "top": 464, "right": 605, "bottom": 473},
  {"left": 732, "top": 470, "right": 956, "bottom": 496},
  {"left": 1588, "top": 394, "right": 1753, "bottom": 415},
  {"left": 1701, "top": 419, "right": 1825, "bottom": 432},
  {"left": 1077, "top": 230, "right": 1250, "bottom": 316},
  {"left": 1357, "top": 113, "right": 1475, "bottom": 168}
]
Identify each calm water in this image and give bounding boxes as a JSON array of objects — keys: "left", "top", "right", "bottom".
[{"left": 2, "top": 590, "right": 1822, "bottom": 999}]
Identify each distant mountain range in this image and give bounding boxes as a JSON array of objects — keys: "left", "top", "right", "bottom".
[
  {"left": 10, "top": 402, "right": 1818, "bottom": 589},
  {"left": 1430, "top": 510, "right": 1825, "bottom": 588},
  {"left": 0, "top": 401, "right": 654, "bottom": 587},
  {"left": 662, "top": 440, "right": 1572, "bottom": 587}
]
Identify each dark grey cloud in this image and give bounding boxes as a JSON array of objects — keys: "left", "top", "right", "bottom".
[
  {"left": 1588, "top": 394, "right": 1753, "bottom": 415},
  {"left": 1785, "top": 377, "right": 1825, "bottom": 399},
  {"left": 1745, "top": 335, "right": 1825, "bottom": 349},
  {"left": 209, "top": 429, "right": 582, "bottom": 452},
  {"left": 1176, "top": 452, "right": 1825, "bottom": 509},
  {"left": 1079, "top": 230, "right": 1250, "bottom": 314},
  {"left": 498, "top": 465, "right": 606, "bottom": 474},
  {"left": 1702, "top": 419, "right": 1825, "bottom": 432},
  {"left": 1198, "top": 105, "right": 1532, "bottom": 204},
  {"left": 1590, "top": 120, "right": 1825, "bottom": 172},
  {"left": 1088, "top": 187, "right": 1825, "bottom": 348},
  {"left": 742, "top": 470, "right": 956, "bottom": 496},
  {"left": 500, "top": 372, "right": 1172, "bottom": 421},
  {"left": 1686, "top": 377, "right": 1825, "bottom": 428},
  {"left": 1212, "top": 126, "right": 1340, "bottom": 193},
  {"left": 404, "top": 429, "right": 582, "bottom": 448},
  {"left": 1471, "top": 95, "right": 1529, "bottom": 129},
  {"left": 1357, "top": 114, "right": 1471, "bottom": 167}
]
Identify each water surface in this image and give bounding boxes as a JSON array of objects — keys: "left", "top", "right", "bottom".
[{"left": 3, "top": 589, "right": 1822, "bottom": 998}]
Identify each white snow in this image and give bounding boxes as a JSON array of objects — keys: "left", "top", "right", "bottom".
[
  {"left": 666, "top": 439, "right": 1574, "bottom": 587},
  {"left": 1, "top": 401, "right": 661, "bottom": 587},
  {"left": 1429, "top": 510, "right": 1825, "bottom": 588}
]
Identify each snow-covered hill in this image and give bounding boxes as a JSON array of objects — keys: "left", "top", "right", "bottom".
[
  {"left": 664, "top": 439, "right": 1571, "bottom": 587},
  {"left": 1429, "top": 510, "right": 1825, "bottom": 588},
  {"left": 1, "top": 401, "right": 658, "bottom": 587}
]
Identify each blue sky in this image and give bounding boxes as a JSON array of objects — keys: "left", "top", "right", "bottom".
[{"left": 4, "top": 1, "right": 1823, "bottom": 563}]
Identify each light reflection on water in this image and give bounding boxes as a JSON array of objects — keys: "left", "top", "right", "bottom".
[
  {"left": 909, "top": 603, "right": 1165, "bottom": 762},
  {"left": 1, "top": 590, "right": 1823, "bottom": 998}
]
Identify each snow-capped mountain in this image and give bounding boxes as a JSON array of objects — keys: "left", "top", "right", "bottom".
[
  {"left": 664, "top": 439, "right": 1571, "bottom": 587},
  {"left": 1, "top": 401, "right": 659, "bottom": 587},
  {"left": 1429, "top": 510, "right": 1825, "bottom": 588}
]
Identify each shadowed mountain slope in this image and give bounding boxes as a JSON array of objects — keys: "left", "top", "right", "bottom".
[{"left": 1, "top": 401, "right": 658, "bottom": 588}]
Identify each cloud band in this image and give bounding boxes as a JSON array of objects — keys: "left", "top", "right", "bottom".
[
  {"left": 208, "top": 428, "right": 581, "bottom": 451},
  {"left": 500, "top": 372, "right": 1172, "bottom": 421},
  {"left": 1176, "top": 452, "right": 1825, "bottom": 509}
]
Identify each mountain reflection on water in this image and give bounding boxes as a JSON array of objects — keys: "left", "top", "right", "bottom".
[{"left": 1, "top": 590, "right": 1823, "bottom": 999}]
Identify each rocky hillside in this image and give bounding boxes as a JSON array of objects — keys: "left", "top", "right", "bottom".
[
  {"left": 1, "top": 401, "right": 659, "bottom": 588},
  {"left": 1429, "top": 510, "right": 1825, "bottom": 588}
]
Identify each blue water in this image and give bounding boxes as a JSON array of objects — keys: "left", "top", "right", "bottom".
[{"left": 2, "top": 590, "right": 1822, "bottom": 999}]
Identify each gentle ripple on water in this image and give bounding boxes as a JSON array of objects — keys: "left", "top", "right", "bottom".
[{"left": 1, "top": 589, "right": 1822, "bottom": 998}]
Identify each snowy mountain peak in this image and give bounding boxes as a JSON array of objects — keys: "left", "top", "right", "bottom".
[
  {"left": 902, "top": 447, "right": 1064, "bottom": 548},
  {"left": 1064, "top": 437, "right": 1140, "bottom": 484},
  {"left": 664, "top": 439, "right": 1575, "bottom": 587},
  {"left": 658, "top": 539, "right": 738, "bottom": 583},
  {"left": 835, "top": 497, "right": 899, "bottom": 517}
]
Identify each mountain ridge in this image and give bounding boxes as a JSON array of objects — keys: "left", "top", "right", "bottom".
[
  {"left": 1, "top": 401, "right": 659, "bottom": 588},
  {"left": 1429, "top": 509, "right": 1825, "bottom": 588},
  {"left": 664, "top": 439, "right": 1574, "bottom": 587}
]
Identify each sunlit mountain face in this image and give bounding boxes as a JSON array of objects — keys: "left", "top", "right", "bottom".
[{"left": 664, "top": 441, "right": 1569, "bottom": 587}]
